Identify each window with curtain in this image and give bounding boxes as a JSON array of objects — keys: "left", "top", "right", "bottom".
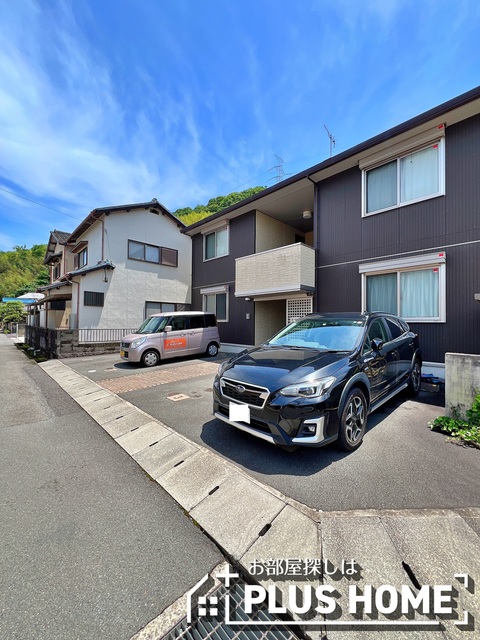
[
  {"left": 366, "top": 268, "right": 441, "bottom": 321},
  {"left": 364, "top": 141, "right": 443, "bottom": 215}
]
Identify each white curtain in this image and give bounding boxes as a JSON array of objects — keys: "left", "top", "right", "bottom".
[
  {"left": 366, "top": 161, "right": 397, "bottom": 213},
  {"left": 400, "top": 145, "right": 439, "bottom": 202},
  {"left": 367, "top": 273, "right": 397, "bottom": 313},
  {"left": 400, "top": 269, "right": 439, "bottom": 318}
]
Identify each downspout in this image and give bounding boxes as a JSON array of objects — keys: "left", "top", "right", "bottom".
[
  {"left": 100, "top": 218, "right": 105, "bottom": 261},
  {"left": 307, "top": 174, "right": 319, "bottom": 313},
  {"left": 69, "top": 279, "right": 80, "bottom": 329}
]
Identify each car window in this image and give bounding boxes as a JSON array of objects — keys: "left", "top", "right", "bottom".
[
  {"left": 170, "top": 316, "right": 188, "bottom": 331},
  {"left": 363, "top": 319, "right": 388, "bottom": 354},
  {"left": 267, "top": 318, "right": 364, "bottom": 351},
  {"left": 189, "top": 315, "right": 205, "bottom": 329},
  {"left": 136, "top": 315, "right": 168, "bottom": 334},
  {"left": 204, "top": 314, "right": 217, "bottom": 327},
  {"left": 384, "top": 317, "right": 404, "bottom": 340}
]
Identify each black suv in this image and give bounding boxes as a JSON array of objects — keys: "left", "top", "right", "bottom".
[{"left": 213, "top": 312, "right": 421, "bottom": 451}]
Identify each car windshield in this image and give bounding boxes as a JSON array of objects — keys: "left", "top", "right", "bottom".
[
  {"left": 266, "top": 318, "right": 365, "bottom": 351},
  {"left": 136, "top": 315, "right": 170, "bottom": 334}
]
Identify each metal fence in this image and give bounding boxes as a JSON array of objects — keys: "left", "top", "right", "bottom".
[{"left": 78, "top": 328, "right": 137, "bottom": 343}]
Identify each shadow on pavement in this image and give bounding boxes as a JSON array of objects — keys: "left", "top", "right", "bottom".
[{"left": 199, "top": 388, "right": 445, "bottom": 478}]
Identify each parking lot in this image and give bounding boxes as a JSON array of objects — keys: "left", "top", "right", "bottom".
[{"left": 63, "top": 352, "right": 480, "bottom": 513}]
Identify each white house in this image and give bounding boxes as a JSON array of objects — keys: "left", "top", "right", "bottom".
[{"left": 35, "top": 199, "right": 191, "bottom": 338}]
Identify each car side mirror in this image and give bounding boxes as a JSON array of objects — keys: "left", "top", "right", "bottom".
[
  {"left": 164, "top": 325, "right": 172, "bottom": 333},
  {"left": 371, "top": 338, "right": 384, "bottom": 352}
]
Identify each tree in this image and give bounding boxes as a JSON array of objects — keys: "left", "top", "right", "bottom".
[
  {"left": 0, "top": 301, "right": 27, "bottom": 327},
  {"left": 0, "top": 244, "right": 48, "bottom": 299},
  {"left": 173, "top": 186, "right": 266, "bottom": 225}
]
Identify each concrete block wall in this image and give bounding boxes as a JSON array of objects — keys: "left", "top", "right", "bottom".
[{"left": 445, "top": 353, "right": 480, "bottom": 418}]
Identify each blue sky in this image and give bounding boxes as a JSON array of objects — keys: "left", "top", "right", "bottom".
[{"left": 1, "top": 0, "right": 479, "bottom": 250}]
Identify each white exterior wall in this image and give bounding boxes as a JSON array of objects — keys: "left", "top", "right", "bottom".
[{"left": 70, "top": 209, "right": 192, "bottom": 329}]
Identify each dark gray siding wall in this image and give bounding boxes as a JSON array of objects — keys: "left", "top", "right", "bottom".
[
  {"left": 315, "top": 116, "right": 480, "bottom": 363},
  {"left": 191, "top": 212, "right": 256, "bottom": 345}
]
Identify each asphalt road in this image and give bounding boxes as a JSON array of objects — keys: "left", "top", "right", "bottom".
[
  {"left": 64, "top": 352, "right": 480, "bottom": 513},
  {"left": 0, "top": 337, "right": 223, "bottom": 640}
]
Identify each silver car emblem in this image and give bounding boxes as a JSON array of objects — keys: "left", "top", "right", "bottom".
[{"left": 235, "top": 385, "right": 246, "bottom": 393}]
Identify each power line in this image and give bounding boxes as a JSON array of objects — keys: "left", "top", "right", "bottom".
[{"left": 0, "top": 186, "right": 83, "bottom": 222}]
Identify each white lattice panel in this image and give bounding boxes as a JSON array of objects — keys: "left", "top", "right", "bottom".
[{"left": 286, "top": 297, "right": 312, "bottom": 324}]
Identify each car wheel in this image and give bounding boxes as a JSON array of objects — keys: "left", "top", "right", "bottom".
[
  {"left": 141, "top": 350, "right": 160, "bottom": 367},
  {"left": 407, "top": 360, "right": 421, "bottom": 396},
  {"left": 206, "top": 342, "right": 219, "bottom": 357},
  {"left": 338, "top": 388, "right": 367, "bottom": 452}
]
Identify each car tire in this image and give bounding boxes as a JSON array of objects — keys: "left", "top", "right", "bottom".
[
  {"left": 206, "top": 342, "right": 219, "bottom": 357},
  {"left": 141, "top": 349, "right": 160, "bottom": 367},
  {"left": 407, "top": 359, "right": 421, "bottom": 397},
  {"left": 338, "top": 388, "right": 367, "bottom": 452}
]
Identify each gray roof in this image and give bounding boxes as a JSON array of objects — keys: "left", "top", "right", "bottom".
[{"left": 51, "top": 230, "right": 72, "bottom": 244}]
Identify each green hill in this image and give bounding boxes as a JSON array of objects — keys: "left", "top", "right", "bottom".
[
  {"left": 0, "top": 245, "right": 49, "bottom": 299},
  {"left": 173, "top": 186, "right": 266, "bottom": 225}
]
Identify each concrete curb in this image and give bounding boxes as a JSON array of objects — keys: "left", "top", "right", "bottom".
[{"left": 39, "top": 359, "right": 480, "bottom": 639}]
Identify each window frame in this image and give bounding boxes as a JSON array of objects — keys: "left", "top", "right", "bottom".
[
  {"left": 84, "top": 291, "right": 105, "bottom": 307},
  {"left": 74, "top": 247, "right": 88, "bottom": 270},
  {"left": 362, "top": 137, "right": 445, "bottom": 217},
  {"left": 360, "top": 252, "right": 446, "bottom": 323},
  {"left": 202, "top": 291, "right": 228, "bottom": 322},
  {"left": 203, "top": 227, "right": 229, "bottom": 262},
  {"left": 128, "top": 240, "right": 178, "bottom": 267}
]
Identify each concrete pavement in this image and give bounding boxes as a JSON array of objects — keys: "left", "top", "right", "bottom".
[
  {"left": 0, "top": 335, "right": 223, "bottom": 640},
  {"left": 36, "top": 354, "right": 480, "bottom": 640}
]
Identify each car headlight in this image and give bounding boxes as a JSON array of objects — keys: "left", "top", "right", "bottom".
[
  {"left": 279, "top": 376, "right": 336, "bottom": 398},
  {"left": 130, "top": 337, "right": 147, "bottom": 349}
]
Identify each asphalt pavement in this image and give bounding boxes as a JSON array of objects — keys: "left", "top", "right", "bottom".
[
  {"left": 38, "top": 349, "right": 480, "bottom": 640},
  {"left": 0, "top": 335, "right": 223, "bottom": 640},
  {"left": 0, "top": 343, "right": 480, "bottom": 640},
  {"left": 63, "top": 352, "right": 480, "bottom": 513}
]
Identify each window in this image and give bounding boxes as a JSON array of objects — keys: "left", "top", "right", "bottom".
[
  {"left": 53, "top": 263, "right": 61, "bottom": 280},
  {"left": 204, "top": 227, "right": 228, "bottom": 261},
  {"left": 363, "top": 139, "right": 444, "bottom": 216},
  {"left": 170, "top": 316, "right": 187, "bottom": 331},
  {"left": 363, "top": 319, "right": 388, "bottom": 354},
  {"left": 189, "top": 315, "right": 205, "bottom": 329},
  {"left": 360, "top": 253, "right": 446, "bottom": 322},
  {"left": 128, "top": 240, "right": 178, "bottom": 267},
  {"left": 144, "top": 302, "right": 189, "bottom": 318},
  {"left": 84, "top": 291, "right": 104, "bottom": 307},
  {"left": 49, "top": 300, "right": 66, "bottom": 311},
  {"left": 74, "top": 248, "right": 88, "bottom": 270},
  {"left": 204, "top": 292, "right": 228, "bottom": 321}
]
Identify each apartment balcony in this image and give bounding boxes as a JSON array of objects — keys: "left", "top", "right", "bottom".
[{"left": 235, "top": 243, "right": 315, "bottom": 298}]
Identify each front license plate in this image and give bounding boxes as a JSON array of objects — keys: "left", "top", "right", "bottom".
[{"left": 120, "top": 350, "right": 125, "bottom": 357}]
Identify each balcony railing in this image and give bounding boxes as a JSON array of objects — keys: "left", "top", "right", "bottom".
[{"left": 235, "top": 243, "right": 315, "bottom": 298}]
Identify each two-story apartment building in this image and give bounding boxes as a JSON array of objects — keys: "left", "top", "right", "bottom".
[
  {"left": 184, "top": 86, "right": 480, "bottom": 375},
  {"left": 30, "top": 200, "right": 191, "bottom": 353}
]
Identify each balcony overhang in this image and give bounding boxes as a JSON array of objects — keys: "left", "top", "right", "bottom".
[{"left": 235, "top": 243, "right": 315, "bottom": 300}]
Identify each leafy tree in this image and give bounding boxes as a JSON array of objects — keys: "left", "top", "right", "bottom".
[
  {"left": 173, "top": 186, "right": 266, "bottom": 225},
  {"left": 0, "top": 301, "right": 27, "bottom": 327},
  {"left": 0, "top": 244, "right": 48, "bottom": 299}
]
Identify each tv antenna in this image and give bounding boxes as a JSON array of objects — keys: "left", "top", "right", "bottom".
[{"left": 324, "top": 125, "right": 336, "bottom": 157}]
